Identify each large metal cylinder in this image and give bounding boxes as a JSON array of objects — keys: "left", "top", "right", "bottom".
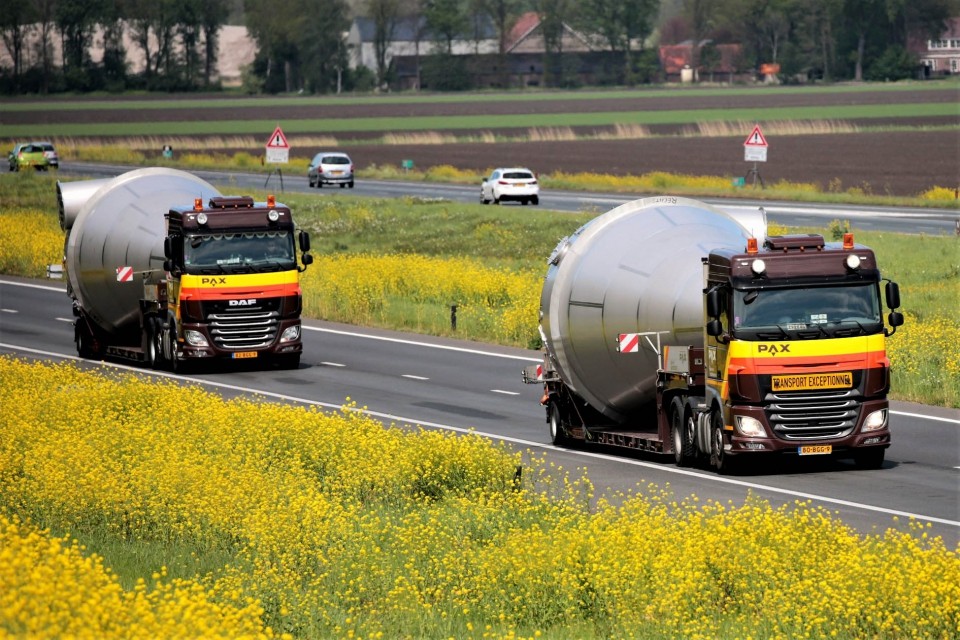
[
  {"left": 540, "top": 196, "right": 765, "bottom": 422},
  {"left": 65, "top": 168, "right": 221, "bottom": 335}
]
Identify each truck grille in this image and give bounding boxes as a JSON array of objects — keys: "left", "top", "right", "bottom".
[
  {"left": 764, "top": 390, "right": 860, "bottom": 440},
  {"left": 204, "top": 300, "right": 280, "bottom": 350}
]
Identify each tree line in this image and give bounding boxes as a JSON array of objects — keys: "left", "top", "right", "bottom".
[{"left": 1, "top": 0, "right": 956, "bottom": 95}]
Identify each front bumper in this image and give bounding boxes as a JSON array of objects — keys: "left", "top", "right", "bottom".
[{"left": 725, "top": 399, "right": 891, "bottom": 458}]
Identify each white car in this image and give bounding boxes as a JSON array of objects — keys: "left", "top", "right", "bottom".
[{"left": 480, "top": 168, "right": 539, "bottom": 205}]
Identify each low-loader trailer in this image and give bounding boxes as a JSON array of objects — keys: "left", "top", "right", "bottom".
[{"left": 523, "top": 196, "right": 903, "bottom": 472}]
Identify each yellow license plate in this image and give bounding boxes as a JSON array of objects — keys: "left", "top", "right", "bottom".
[
  {"left": 772, "top": 372, "right": 852, "bottom": 392},
  {"left": 798, "top": 445, "right": 832, "bottom": 456},
  {"left": 232, "top": 351, "right": 258, "bottom": 359}
]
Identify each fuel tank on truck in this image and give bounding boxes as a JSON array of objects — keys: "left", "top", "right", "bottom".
[
  {"left": 540, "top": 196, "right": 766, "bottom": 423},
  {"left": 61, "top": 168, "right": 222, "bottom": 337}
]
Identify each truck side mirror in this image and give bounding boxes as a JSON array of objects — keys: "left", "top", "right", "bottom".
[
  {"left": 706, "top": 289, "right": 720, "bottom": 318},
  {"left": 298, "top": 230, "right": 311, "bottom": 252},
  {"left": 885, "top": 281, "right": 901, "bottom": 310},
  {"left": 706, "top": 319, "right": 722, "bottom": 337},
  {"left": 164, "top": 237, "right": 172, "bottom": 259},
  {"left": 301, "top": 253, "right": 313, "bottom": 266}
]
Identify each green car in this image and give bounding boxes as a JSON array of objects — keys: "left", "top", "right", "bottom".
[{"left": 8, "top": 142, "right": 57, "bottom": 171}]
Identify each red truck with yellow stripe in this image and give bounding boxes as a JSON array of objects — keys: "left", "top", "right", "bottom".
[{"left": 523, "top": 196, "right": 903, "bottom": 472}]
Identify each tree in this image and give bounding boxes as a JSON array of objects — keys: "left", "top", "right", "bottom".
[
  {"left": 581, "top": 0, "right": 659, "bottom": 85},
  {"left": 0, "top": 1, "right": 37, "bottom": 90},
  {"left": 367, "top": 0, "right": 404, "bottom": 88},
  {"left": 536, "top": 0, "right": 576, "bottom": 87},
  {"left": 199, "top": 0, "right": 230, "bottom": 87},
  {"left": 682, "top": 0, "right": 718, "bottom": 80},
  {"left": 424, "top": 0, "right": 468, "bottom": 54},
  {"left": 478, "top": 0, "right": 524, "bottom": 87},
  {"left": 298, "top": 1, "right": 351, "bottom": 93}
]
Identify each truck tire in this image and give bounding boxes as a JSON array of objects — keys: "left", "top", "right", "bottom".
[
  {"left": 670, "top": 399, "right": 694, "bottom": 467},
  {"left": 853, "top": 447, "right": 885, "bottom": 470},
  {"left": 709, "top": 410, "right": 737, "bottom": 474},
  {"left": 143, "top": 317, "right": 161, "bottom": 369},
  {"left": 548, "top": 402, "right": 569, "bottom": 446},
  {"left": 75, "top": 323, "right": 99, "bottom": 359}
]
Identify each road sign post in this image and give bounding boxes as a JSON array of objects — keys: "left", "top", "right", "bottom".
[
  {"left": 743, "top": 124, "right": 768, "bottom": 188},
  {"left": 264, "top": 126, "right": 290, "bottom": 191}
]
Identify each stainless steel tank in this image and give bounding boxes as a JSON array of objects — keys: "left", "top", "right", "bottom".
[
  {"left": 64, "top": 168, "right": 221, "bottom": 335},
  {"left": 540, "top": 196, "right": 766, "bottom": 422}
]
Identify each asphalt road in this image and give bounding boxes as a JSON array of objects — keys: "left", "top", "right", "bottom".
[
  {"left": 58, "top": 162, "right": 960, "bottom": 236},
  {"left": 2, "top": 277, "right": 958, "bottom": 546}
]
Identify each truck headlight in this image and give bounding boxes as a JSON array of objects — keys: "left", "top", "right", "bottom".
[
  {"left": 184, "top": 330, "right": 209, "bottom": 347},
  {"left": 862, "top": 409, "right": 887, "bottom": 432},
  {"left": 736, "top": 416, "right": 766, "bottom": 437},
  {"left": 280, "top": 325, "right": 301, "bottom": 343}
]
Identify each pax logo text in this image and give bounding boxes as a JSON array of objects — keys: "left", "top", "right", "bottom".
[{"left": 757, "top": 344, "right": 791, "bottom": 356}]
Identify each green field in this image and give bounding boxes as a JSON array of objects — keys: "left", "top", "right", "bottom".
[{"left": 2, "top": 103, "right": 955, "bottom": 138}]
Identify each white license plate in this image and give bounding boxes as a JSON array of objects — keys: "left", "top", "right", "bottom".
[{"left": 798, "top": 445, "right": 832, "bottom": 456}]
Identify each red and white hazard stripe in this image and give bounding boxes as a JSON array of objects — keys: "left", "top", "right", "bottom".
[
  {"left": 618, "top": 333, "right": 640, "bottom": 353},
  {"left": 116, "top": 266, "right": 133, "bottom": 282}
]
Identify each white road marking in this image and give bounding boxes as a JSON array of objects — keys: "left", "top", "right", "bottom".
[
  {"left": 2, "top": 342, "right": 958, "bottom": 530},
  {"left": 321, "top": 361, "right": 346, "bottom": 367},
  {"left": 491, "top": 389, "right": 520, "bottom": 396},
  {"left": 1, "top": 309, "right": 17, "bottom": 314},
  {"left": 304, "top": 325, "right": 541, "bottom": 362},
  {"left": 402, "top": 374, "right": 429, "bottom": 380},
  {"left": 56, "top": 317, "right": 73, "bottom": 323}
]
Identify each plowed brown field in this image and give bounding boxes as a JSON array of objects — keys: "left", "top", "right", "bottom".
[{"left": 10, "top": 85, "right": 959, "bottom": 196}]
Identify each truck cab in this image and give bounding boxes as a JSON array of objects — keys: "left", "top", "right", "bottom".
[
  {"left": 158, "top": 195, "right": 313, "bottom": 370},
  {"left": 699, "top": 233, "right": 903, "bottom": 470}
]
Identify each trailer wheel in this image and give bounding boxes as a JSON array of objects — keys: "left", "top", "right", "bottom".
[
  {"left": 548, "top": 402, "right": 569, "bottom": 446},
  {"left": 853, "top": 447, "right": 885, "bottom": 470},
  {"left": 670, "top": 399, "right": 694, "bottom": 467},
  {"left": 75, "top": 322, "right": 98, "bottom": 359},
  {"left": 710, "top": 410, "right": 737, "bottom": 474}
]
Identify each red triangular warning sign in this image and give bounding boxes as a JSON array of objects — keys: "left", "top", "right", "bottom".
[
  {"left": 744, "top": 125, "right": 768, "bottom": 147},
  {"left": 266, "top": 126, "right": 289, "bottom": 149}
]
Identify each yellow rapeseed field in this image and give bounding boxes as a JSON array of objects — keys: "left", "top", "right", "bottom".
[
  {"left": 0, "top": 210, "right": 62, "bottom": 276},
  {"left": 301, "top": 254, "right": 541, "bottom": 346},
  {"left": 1, "top": 358, "right": 957, "bottom": 639}
]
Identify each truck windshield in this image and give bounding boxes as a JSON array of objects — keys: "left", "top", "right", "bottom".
[
  {"left": 183, "top": 231, "right": 295, "bottom": 274},
  {"left": 732, "top": 283, "right": 883, "bottom": 340}
]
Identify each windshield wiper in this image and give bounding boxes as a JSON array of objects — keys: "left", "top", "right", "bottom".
[
  {"left": 796, "top": 324, "right": 830, "bottom": 339},
  {"left": 755, "top": 325, "right": 790, "bottom": 340}
]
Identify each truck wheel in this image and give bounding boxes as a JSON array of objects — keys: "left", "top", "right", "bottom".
[
  {"left": 143, "top": 318, "right": 161, "bottom": 369},
  {"left": 710, "top": 410, "right": 737, "bottom": 474},
  {"left": 853, "top": 448, "right": 885, "bottom": 470},
  {"left": 670, "top": 399, "right": 694, "bottom": 467},
  {"left": 548, "top": 402, "right": 569, "bottom": 446}
]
